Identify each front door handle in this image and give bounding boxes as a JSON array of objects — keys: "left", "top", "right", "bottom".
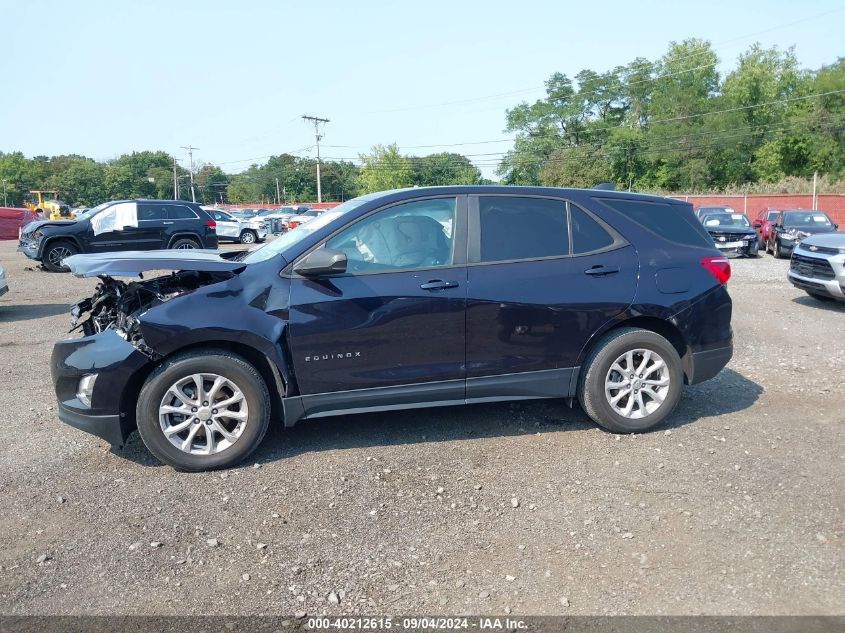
[
  {"left": 162, "top": 221, "right": 174, "bottom": 225},
  {"left": 584, "top": 265, "right": 620, "bottom": 276},
  {"left": 420, "top": 280, "right": 459, "bottom": 291}
]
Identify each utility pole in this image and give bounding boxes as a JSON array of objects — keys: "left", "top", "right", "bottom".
[
  {"left": 1, "top": 179, "right": 7, "bottom": 207},
  {"left": 275, "top": 178, "right": 282, "bottom": 205},
  {"left": 172, "top": 158, "right": 179, "bottom": 200},
  {"left": 181, "top": 145, "right": 199, "bottom": 203},
  {"left": 302, "top": 115, "right": 329, "bottom": 203}
]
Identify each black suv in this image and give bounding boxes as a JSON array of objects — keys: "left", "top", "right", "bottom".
[
  {"left": 52, "top": 186, "right": 733, "bottom": 471},
  {"left": 19, "top": 200, "right": 219, "bottom": 271}
]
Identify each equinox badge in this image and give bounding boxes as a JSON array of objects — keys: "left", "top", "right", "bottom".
[{"left": 305, "top": 352, "right": 362, "bottom": 362}]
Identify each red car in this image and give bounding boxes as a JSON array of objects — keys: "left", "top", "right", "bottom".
[{"left": 752, "top": 208, "right": 783, "bottom": 254}]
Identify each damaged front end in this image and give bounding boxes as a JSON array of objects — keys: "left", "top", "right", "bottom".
[{"left": 70, "top": 271, "right": 235, "bottom": 357}]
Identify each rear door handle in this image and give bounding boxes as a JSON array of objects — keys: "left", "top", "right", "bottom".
[
  {"left": 162, "top": 221, "right": 174, "bottom": 225},
  {"left": 420, "top": 280, "right": 459, "bottom": 291},
  {"left": 584, "top": 265, "right": 620, "bottom": 276}
]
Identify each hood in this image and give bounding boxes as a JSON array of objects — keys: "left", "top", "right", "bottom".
[
  {"left": 22, "top": 219, "right": 77, "bottom": 233},
  {"left": 797, "top": 232, "right": 845, "bottom": 248},
  {"left": 64, "top": 250, "right": 247, "bottom": 278},
  {"left": 783, "top": 225, "right": 837, "bottom": 236}
]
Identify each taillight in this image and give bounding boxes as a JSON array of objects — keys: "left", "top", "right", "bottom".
[
  {"left": 205, "top": 220, "right": 216, "bottom": 230},
  {"left": 701, "top": 256, "right": 731, "bottom": 284}
]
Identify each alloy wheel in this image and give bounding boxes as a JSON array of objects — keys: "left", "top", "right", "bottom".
[
  {"left": 48, "top": 246, "right": 73, "bottom": 267},
  {"left": 604, "top": 349, "right": 670, "bottom": 420},
  {"left": 158, "top": 373, "right": 249, "bottom": 455}
]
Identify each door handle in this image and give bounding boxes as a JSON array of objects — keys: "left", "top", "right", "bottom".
[
  {"left": 420, "top": 280, "right": 459, "bottom": 291},
  {"left": 162, "top": 221, "right": 174, "bottom": 225},
  {"left": 584, "top": 265, "right": 620, "bottom": 276}
]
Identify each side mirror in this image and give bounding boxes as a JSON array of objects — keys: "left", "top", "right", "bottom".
[
  {"left": 752, "top": 222, "right": 761, "bottom": 229},
  {"left": 294, "top": 248, "right": 347, "bottom": 277}
]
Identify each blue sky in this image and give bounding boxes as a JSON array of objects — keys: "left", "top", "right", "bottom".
[{"left": 2, "top": 0, "right": 843, "bottom": 178}]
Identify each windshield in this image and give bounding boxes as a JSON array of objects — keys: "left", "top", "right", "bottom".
[
  {"left": 242, "top": 195, "right": 376, "bottom": 264},
  {"left": 782, "top": 211, "right": 832, "bottom": 227},
  {"left": 703, "top": 213, "right": 750, "bottom": 228},
  {"left": 75, "top": 202, "right": 112, "bottom": 221}
]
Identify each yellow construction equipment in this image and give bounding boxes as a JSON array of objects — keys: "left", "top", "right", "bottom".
[{"left": 23, "top": 190, "right": 74, "bottom": 220}]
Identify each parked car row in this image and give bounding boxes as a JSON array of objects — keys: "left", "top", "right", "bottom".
[
  {"left": 692, "top": 204, "right": 844, "bottom": 303},
  {"left": 694, "top": 205, "right": 839, "bottom": 260}
]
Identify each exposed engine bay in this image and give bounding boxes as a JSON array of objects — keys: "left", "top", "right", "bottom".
[{"left": 70, "top": 271, "right": 233, "bottom": 356}]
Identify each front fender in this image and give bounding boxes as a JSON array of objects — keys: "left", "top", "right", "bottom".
[{"left": 137, "top": 270, "right": 294, "bottom": 387}]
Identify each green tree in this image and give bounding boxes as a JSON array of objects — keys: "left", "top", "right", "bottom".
[
  {"left": 413, "top": 152, "right": 482, "bottom": 186},
  {"left": 357, "top": 144, "right": 414, "bottom": 193}
]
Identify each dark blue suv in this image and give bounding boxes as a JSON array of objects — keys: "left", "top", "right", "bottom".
[{"left": 52, "top": 186, "right": 733, "bottom": 471}]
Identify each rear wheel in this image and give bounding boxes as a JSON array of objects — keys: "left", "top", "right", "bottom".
[
  {"left": 579, "top": 328, "right": 683, "bottom": 433},
  {"left": 170, "top": 237, "right": 199, "bottom": 250},
  {"left": 136, "top": 350, "right": 271, "bottom": 471},
  {"left": 42, "top": 240, "right": 78, "bottom": 272},
  {"left": 239, "top": 229, "right": 257, "bottom": 244}
]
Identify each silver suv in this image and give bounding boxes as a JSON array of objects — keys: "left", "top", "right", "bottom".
[
  {"left": 203, "top": 207, "right": 268, "bottom": 244},
  {"left": 788, "top": 232, "right": 845, "bottom": 302}
]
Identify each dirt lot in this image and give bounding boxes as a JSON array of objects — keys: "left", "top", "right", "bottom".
[{"left": 0, "top": 239, "right": 842, "bottom": 617}]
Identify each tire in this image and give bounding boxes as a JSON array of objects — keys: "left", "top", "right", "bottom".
[
  {"left": 170, "top": 237, "right": 199, "bottom": 250},
  {"left": 807, "top": 292, "right": 835, "bottom": 302},
  {"left": 578, "top": 327, "right": 684, "bottom": 434},
  {"left": 42, "top": 240, "right": 78, "bottom": 272},
  {"left": 136, "top": 350, "right": 271, "bottom": 471},
  {"left": 774, "top": 241, "right": 788, "bottom": 259},
  {"left": 239, "top": 230, "right": 257, "bottom": 244}
]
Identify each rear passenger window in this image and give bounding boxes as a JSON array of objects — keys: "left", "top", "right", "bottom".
[
  {"left": 138, "top": 203, "right": 167, "bottom": 221},
  {"left": 168, "top": 205, "right": 197, "bottom": 219},
  {"left": 479, "top": 197, "right": 568, "bottom": 262},
  {"left": 570, "top": 204, "right": 615, "bottom": 254},
  {"left": 598, "top": 198, "right": 712, "bottom": 247}
]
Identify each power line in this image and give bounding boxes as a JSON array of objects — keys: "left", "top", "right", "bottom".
[{"left": 355, "top": 9, "right": 843, "bottom": 116}]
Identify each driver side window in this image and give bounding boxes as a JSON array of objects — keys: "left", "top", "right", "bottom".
[{"left": 325, "top": 198, "right": 456, "bottom": 273}]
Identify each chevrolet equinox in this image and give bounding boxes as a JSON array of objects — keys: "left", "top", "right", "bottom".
[{"left": 52, "top": 186, "right": 734, "bottom": 471}]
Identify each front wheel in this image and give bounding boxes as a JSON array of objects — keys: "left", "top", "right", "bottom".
[
  {"left": 774, "top": 241, "right": 789, "bottom": 259},
  {"left": 239, "top": 230, "right": 257, "bottom": 244},
  {"left": 42, "top": 240, "right": 78, "bottom": 272},
  {"left": 579, "top": 328, "right": 683, "bottom": 433},
  {"left": 136, "top": 350, "right": 271, "bottom": 471}
]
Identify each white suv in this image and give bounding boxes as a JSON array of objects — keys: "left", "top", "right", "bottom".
[
  {"left": 203, "top": 207, "right": 268, "bottom": 244},
  {"left": 788, "top": 233, "right": 845, "bottom": 302}
]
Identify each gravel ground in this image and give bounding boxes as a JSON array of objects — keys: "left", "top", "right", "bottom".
[{"left": 0, "top": 240, "right": 842, "bottom": 617}]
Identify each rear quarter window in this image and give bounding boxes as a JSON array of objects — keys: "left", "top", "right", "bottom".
[
  {"left": 596, "top": 198, "right": 713, "bottom": 248},
  {"left": 168, "top": 205, "right": 199, "bottom": 220}
]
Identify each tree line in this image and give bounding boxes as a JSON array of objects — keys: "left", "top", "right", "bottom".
[
  {"left": 499, "top": 40, "right": 845, "bottom": 192},
  {"left": 0, "top": 146, "right": 488, "bottom": 208},
  {"left": 2, "top": 39, "right": 843, "bottom": 207}
]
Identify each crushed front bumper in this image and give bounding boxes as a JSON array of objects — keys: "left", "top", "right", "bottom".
[
  {"left": 17, "top": 239, "right": 41, "bottom": 261},
  {"left": 51, "top": 329, "right": 153, "bottom": 448}
]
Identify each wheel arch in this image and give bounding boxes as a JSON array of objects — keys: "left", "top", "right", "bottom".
[
  {"left": 120, "top": 340, "right": 287, "bottom": 432},
  {"left": 40, "top": 234, "right": 83, "bottom": 258},
  {"left": 166, "top": 232, "right": 202, "bottom": 248},
  {"left": 575, "top": 316, "right": 692, "bottom": 386}
]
